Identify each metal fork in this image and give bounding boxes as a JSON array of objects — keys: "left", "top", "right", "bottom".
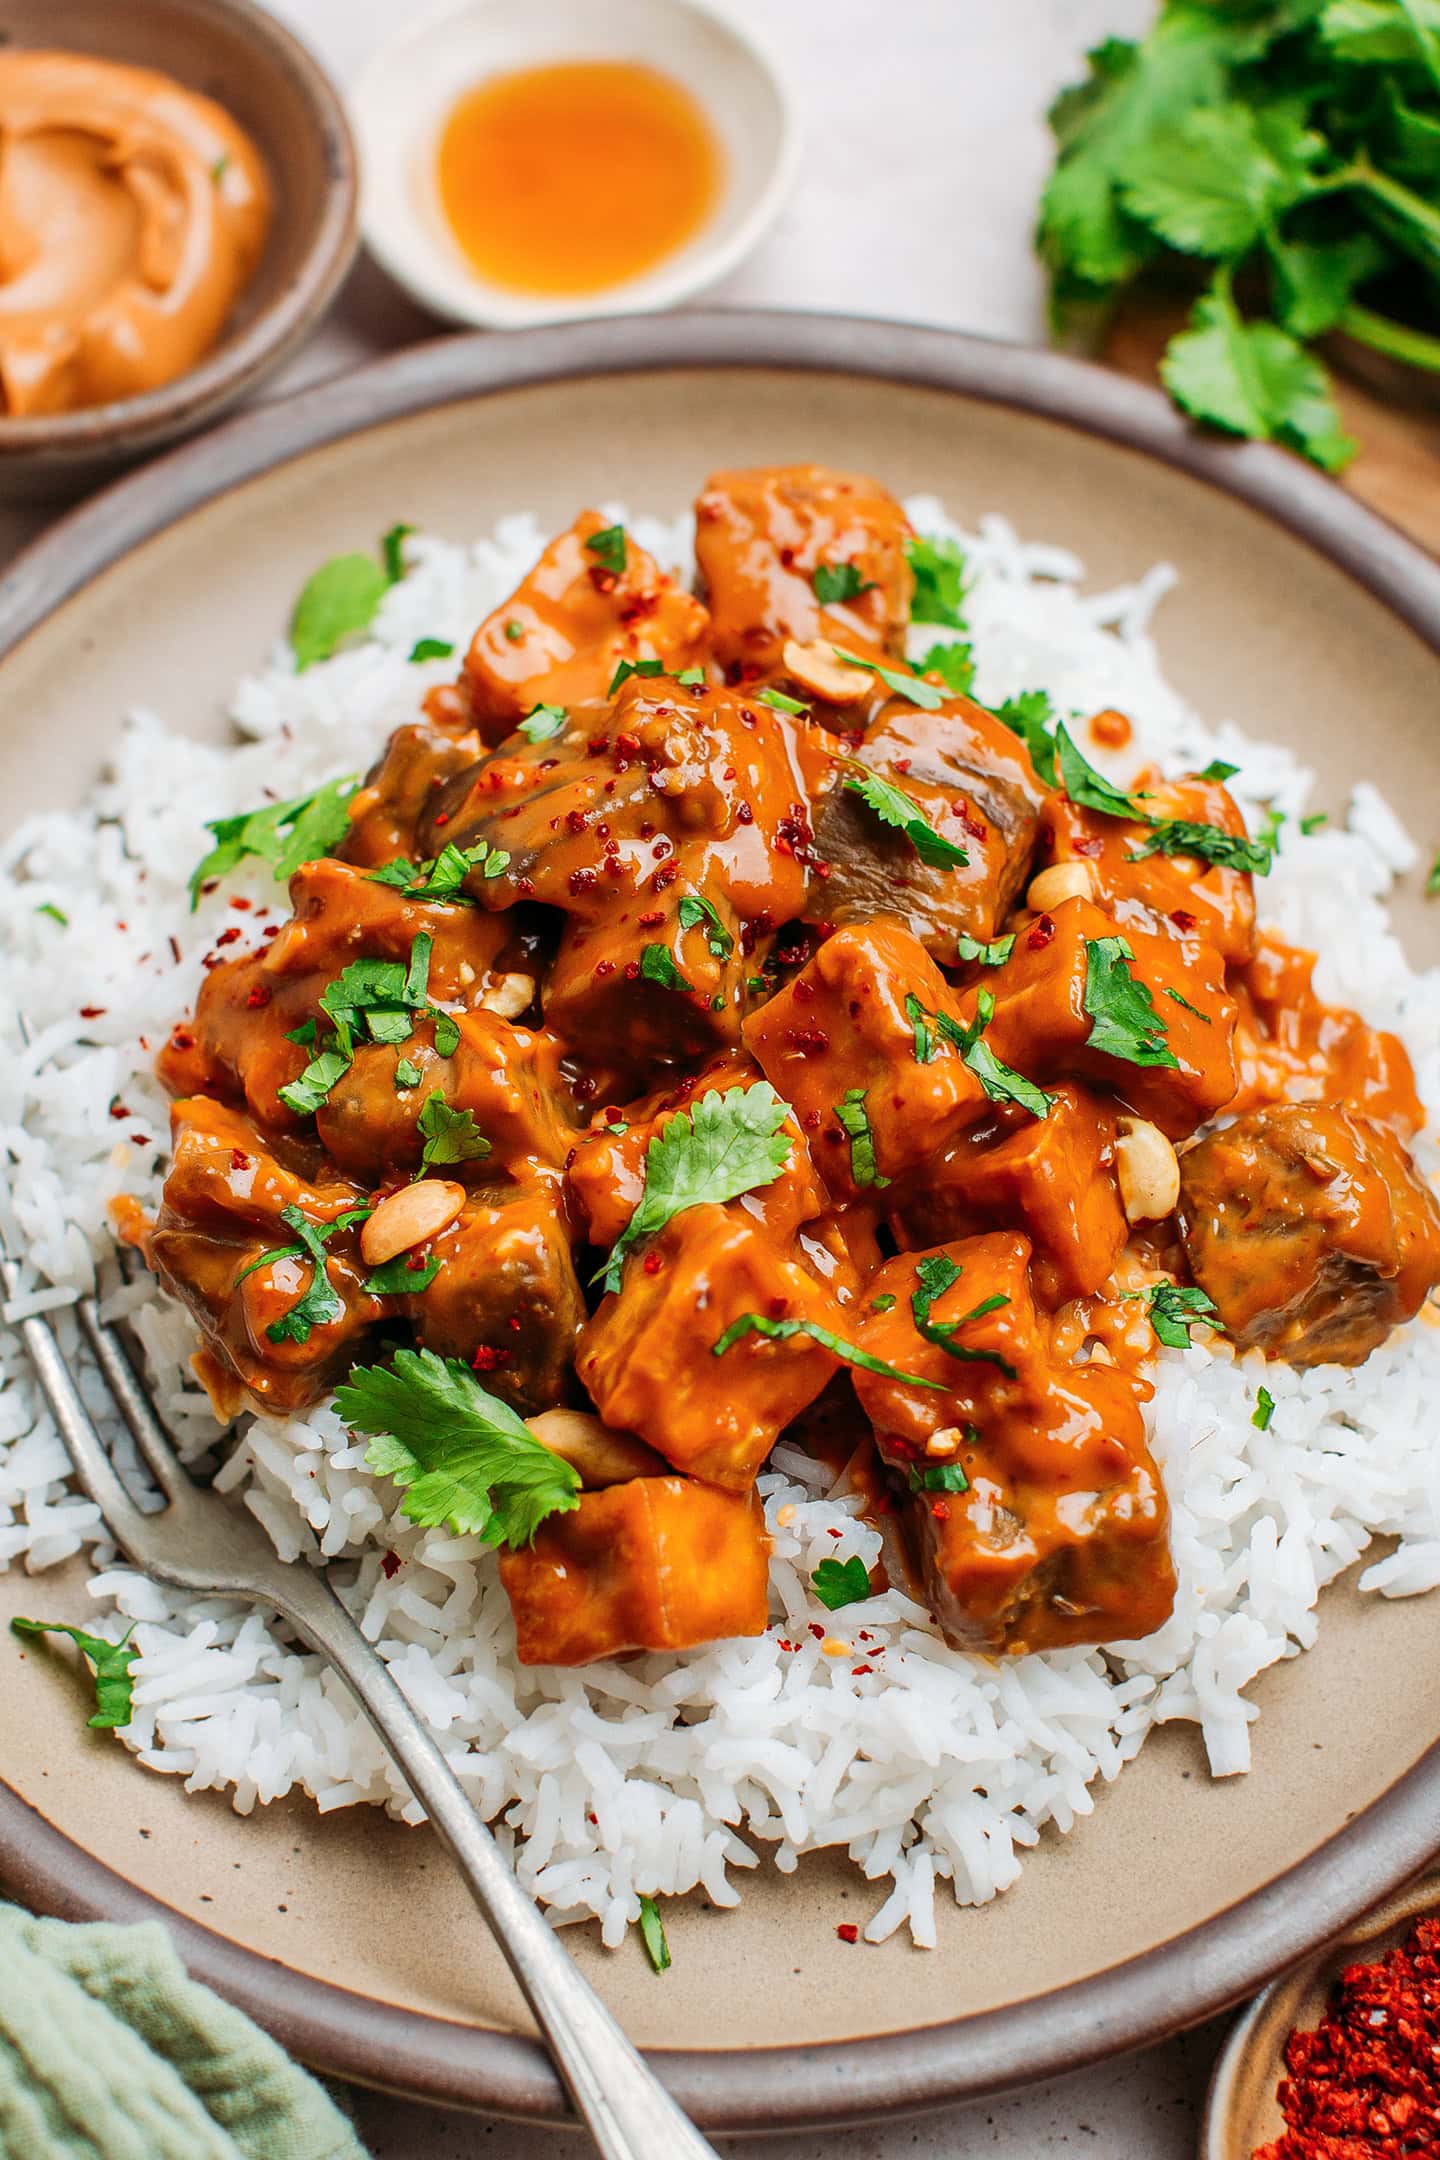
[{"left": 2, "top": 1251, "right": 719, "bottom": 2159}]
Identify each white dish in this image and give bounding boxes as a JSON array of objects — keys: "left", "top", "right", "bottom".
[{"left": 350, "top": 0, "right": 799, "bottom": 328}]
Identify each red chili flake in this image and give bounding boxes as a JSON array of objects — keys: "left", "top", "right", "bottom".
[
  {"left": 650, "top": 837, "right": 673, "bottom": 860},
  {"left": 808, "top": 1623, "right": 826, "bottom": 1641},
  {"left": 594, "top": 959, "right": 616, "bottom": 978},
  {"left": 792, "top": 979, "right": 815, "bottom": 1003},
  {"left": 930, "top": 1499, "right": 950, "bottom": 1521},
  {"left": 1170, "top": 908, "right": 1199, "bottom": 933},
  {"left": 624, "top": 960, "right": 641, "bottom": 982},
  {"left": 1072, "top": 835, "right": 1105, "bottom": 858},
  {"left": 109, "top": 1102, "right": 131, "bottom": 1121},
  {"left": 568, "top": 867, "right": 599, "bottom": 896},
  {"left": 79, "top": 1006, "right": 106, "bottom": 1019},
  {"left": 587, "top": 566, "right": 617, "bottom": 595},
  {"left": 801, "top": 1109, "right": 822, "bottom": 1131},
  {"left": 736, "top": 803, "right": 754, "bottom": 825},
  {"left": 573, "top": 1074, "right": 598, "bottom": 1102},
  {"left": 639, "top": 911, "right": 665, "bottom": 928},
  {"left": 836, "top": 1924, "right": 859, "bottom": 1945},
  {"left": 893, "top": 756, "right": 911, "bottom": 775},
  {"left": 565, "top": 808, "right": 589, "bottom": 836},
  {"left": 767, "top": 1295, "right": 789, "bottom": 1319},
  {"left": 129, "top": 1134, "right": 151, "bottom": 1146},
  {"left": 470, "top": 1343, "right": 512, "bottom": 1372},
  {"left": 229, "top": 896, "right": 253, "bottom": 911},
  {"left": 516, "top": 877, "right": 537, "bottom": 899},
  {"left": 826, "top": 1526, "right": 843, "bottom": 1538},
  {"left": 642, "top": 1251, "right": 665, "bottom": 1276},
  {"left": 1257, "top": 1913, "right": 1440, "bottom": 2160},
  {"left": 653, "top": 863, "right": 679, "bottom": 890},
  {"left": 231, "top": 1150, "right": 251, "bottom": 1171},
  {"left": 850, "top": 1665, "right": 873, "bottom": 1677},
  {"left": 201, "top": 879, "right": 220, "bottom": 896},
  {"left": 168, "top": 936, "right": 182, "bottom": 965},
  {"left": 171, "top": 1028, "right": 195, "bottom": 1051},
  {"left": 246, "top": 984, "right": 272, "bottom": 1009},
  {"left": 433, "top": 811, "right": 450, "bottom": 827},
  {"left": 788, "top": 1027, "right": 830, "bottom": 1055},
  {"left": 604, "top": 857, "right": 627, "bottom": 880},
  {"left": 380, "top": 1550, "right": 402, "bottom": 1580},
  {"left": 954, "top": 803, "right": 989, "bottom": 843},
  {"left": 1026, "top": 914, "right": 1056, "bottom": 951}
]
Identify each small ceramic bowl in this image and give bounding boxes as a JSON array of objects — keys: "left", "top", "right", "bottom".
[
  {"left": 1201, "top": 1869, "right": 1440, "bottom": 2158},
  {"left": 0, "top": 0, "right": 359, "bottom": 500},
  {"left": 351, "top": 0, "right": 798, "bottom": 330}
]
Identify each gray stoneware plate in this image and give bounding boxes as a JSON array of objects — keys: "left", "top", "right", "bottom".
[{"left": 1, "top": 312, "right": 1439, "bottom": 2133}]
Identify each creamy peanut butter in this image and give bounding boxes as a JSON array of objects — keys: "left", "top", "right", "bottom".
[{"left": 0, "top": 50, "right": 272, "bottom": 416}]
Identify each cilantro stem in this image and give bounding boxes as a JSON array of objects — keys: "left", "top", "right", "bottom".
[{"left": 1339, "top": 303, "right": 1440, "bottom": 377}]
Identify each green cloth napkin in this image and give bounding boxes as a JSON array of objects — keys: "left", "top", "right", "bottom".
[{"left": 0, "top": 1903, "right": 367, "bottom": 2160}]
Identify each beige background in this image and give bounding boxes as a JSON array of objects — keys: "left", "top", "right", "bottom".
[{"left": 1, "top": 1, "right": 1320, "bottom": 2152}]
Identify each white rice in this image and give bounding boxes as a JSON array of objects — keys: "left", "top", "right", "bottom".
[{"left": 4, "top": 495, "right": 1440, "bottom": 1949}]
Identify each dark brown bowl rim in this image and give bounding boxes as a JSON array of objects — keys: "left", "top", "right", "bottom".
[
  {"left": 2, "top": 309, "right": 1440, "bottom": 2132},
  {"left": 0, "top": 0, "right": 358, "bottom": 457}
]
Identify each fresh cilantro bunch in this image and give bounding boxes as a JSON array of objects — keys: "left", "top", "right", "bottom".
[{"left": 1039, "top": 0, "right": 1440, "bottom": 468}]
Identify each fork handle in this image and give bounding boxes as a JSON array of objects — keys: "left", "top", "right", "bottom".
[{"left": 263, "top": 1564, "right": 719, "bottom": 2160}]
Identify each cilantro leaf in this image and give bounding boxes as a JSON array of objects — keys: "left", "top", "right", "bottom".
[
  {"left": 842, "top": 766, "right": 969, "bottom": 869},
  {"left": 1056, "top": 722, "right": 1140, "bottom": 818},
  {"left": 1253, "top": 1385, "right": 1276, "bottom": 1430},
  {"left": 362, "top": 1253, "right": 442, "bottom": 1296},
  {"left": 905, "top": 992, "right": 934, "bottom": 1065},
  {"left": 278, "top": 1038, "right": 353, "bottom": 1117},
  {"left": 638, "top": 1896, "right": 671, "bottom": 1973},
  {"left": 10, "top": 1618, "right": 137, "bottom": 1729},
  {"left": 1127, "top": 819, "right": 1273, "bottom": 874},
  {"left": 1082, "top": 936, "right": 1178, "bottom": 1070},
  {"left": 368, "top": 841, "right": 509, "bottom": 902},
  {"left": 35, "top": 902, "right": 67, "bottom": 926},
  {"left": 992, "top": 690, "right": 1059, "bottom": 787},
  {"left": 417, "top": 1092, "right": 491, "bottom": 1168},
  {"left": 677, "top": 893, "right": 734, "bottom": 959},
  {"left": 247, "top": 1203, "right": 344, "bottom": 1345},
  {"left": 639, "top": 945, "right": 693, "bottom": 992},
  {"left": 520, "top": 703, "right": 568, "bottom": 743},
  {"left": 813, "top": 562, "right": 873, "bottom": 604},
  {"left": 601, "top": 1083, "right": 792, "bottom": 1293},
  {"left": 335, "top": 1348, "right": 581, "bottom": 1546},
  {"left": 1269, "top": 232, "right": 1386, "bottom": 339},
  {"left": 676, "top": 666, "right": 707, "bottom": 689},
  {"left": 835, "top": 1087, "right": 889, "bottom": 1189},
  {"left": 908, "top": 1461, "right": 970, "bottom": 1494},
  {"left": 1142, "top": 1280, "right": 1224, "bottom": 1350},
  {"left": 906, "top": 534, "right": 969, "bottom": 628},
  {"left": 913, "top": 992, "right": 1053, "bottom": 1119},
  {"left": 834, "top": 649, "right": 946, "bottom": 711},
  {"left": 608, "top": 656, "right": 665, "bottom": 696},
  {"left": 409, "top": 637, "right": 454, "bottom": 663},
  {"left": 188, "top": 774, "right": 358, "bottom": 907},
  {"left": 910, "top": 1253, "right": 1016, "bottom": 1376},
  {"left": 1120, "top": 102, "right": 1321, "bottom": 261},
  {"left": 585, "top": 524, "right": 627, "bottom": 576},
  {"left": 811, "top": 1555, "right": 873, "bottom": 1611},
  {"left": 1162, "top": 273, "right": 1355, "bottom": 473},
  {"left": 712, "top": 1313, "right": 944, "bottom": 1388},
  {"left": 291, "top": 554, "right": 391, "bottom": 671},
  {"left": 395, "top": 1058, "right": 422, "bottom": 1089},
  {"left": 955, "top": 932, "right": 1015, "bottom": 967},
  {"left": 1196, "top": 759, "right": 1240, "bottom": 783},
  {"left": 1166, "top": 987, "right": 1212, "bottom": 1023},
  {"left": 381, "top": 523, "right": 415, "bottom": 584},
  {"left": 917, "top": 640, "right": 976, "bottom": 696},
  {"left": 757, "top": 685, "right": 808, "bottom": 716}
]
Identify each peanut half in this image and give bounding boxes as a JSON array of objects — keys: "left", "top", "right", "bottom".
[{"left": 360, "top": 1179, "right": 466, "bottom": 1267}]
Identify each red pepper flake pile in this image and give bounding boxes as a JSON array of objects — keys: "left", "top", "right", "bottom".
[{"left": 1256, "top": 1915, "right": 1440, "bottom": 2158}]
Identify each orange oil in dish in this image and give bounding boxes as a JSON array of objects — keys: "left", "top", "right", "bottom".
[{"left": 435, "top": 60, "right": 722, "bottom": 298}]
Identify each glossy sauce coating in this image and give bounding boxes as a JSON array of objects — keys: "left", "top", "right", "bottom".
[{"left": 145, "top": 461, "right": 1440, "bottom": 1667}]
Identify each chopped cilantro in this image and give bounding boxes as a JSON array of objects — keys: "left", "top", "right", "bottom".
[
  {"left": 34, "top": 903, "right": 67, "bottom": 926},
  {"left": 417, "top": 1092, "right": 490, "bottom": 1168},
  {"left": 1082, "top": 936, "right": 1178, "bottom": 1070},
  {"left": 907, "top": 1461, "right": 970, "bottom": 1494},
  {"left": 291, "top": 555, "right": 389, "bottom": 670},
  {"left": 676, "top": 665, "right": 707, "bottom": 689},
  {"left": 938, "top": 992, "right": 1053, "bottom": 1119},
  {"left": 834, "top": 649, "right": 946, "bottom": 711},
  {"left": 503, "top": 618, "right": 524, "bottom": 642},
  {"left": 1126, "top": 819, "right": 1273, "bottom": 875},
  {"left": 992, "top": 690, "right": 1059, "bottom": 786},
  {"left": 367, "top": 841, "right": 509, "bottom": 902},
  {"left": 608, "top": 655, "right": 665, "bottom": 696},
  {"left": 433, "top": 1011, "right": 461, "bottom": 1057},
  {"left": 210, "top": 153, "right": 230, "bottom": 186},
  {"left": 712, "top": 1313, "right": 944, "bottom": 1389},
  {"left": 9, "top": 1618, "right": 137, "bottom": 1729},
  {"left": 906, "top": 534, "right": 968, "bottom": 628},
  {"left": 1197, "top": 759, "right": 1240, "bottom": 783},
  {"left": 842, "top": 765, "right": 969, "bottom": 869},
  {"left": 910, "top": 1254, "right": 1015, "bottom": 1377},
  {"left": 189, "top": 773, "right": 358, "bottom": 907},
  {"left": 811, "top": 1555, "right": 873, "bottom": 1610},
  {"left": 520, "top": 703, "right": 568, "bottom": 743},
  {"left": 870, "top": 1293, "right": 897, "bottom": 1314},
  {"left": 835, "top": 1088, "right": 889, "bottom": 1189},
  {"left": 917, "top": 640, "right": 976, "bottom": 696},
  {"left": 1299, "top": 812, "right": 1328, "bottom": 835},
  {"left": 637, "top": 1896, "right": 671, "bottom": 1973},
  {"left": 599, "top": 1083, "right": 792, "bottom": 1293},
  {"left": 1142, "top": 1280, "right": 1224, "bottom": 1350},
  {"left": 813, "top": 562, "right": 873, "bottom": 605},
  {"left": 363, "top": 1253, "right": 442, "bottom": 1297},
  {"left": 235, "top": 1202, "right": 346, "bottom": 1345},
  {"left": 409, "top": 637, "right": 454, "bottom": 663},
  {"left": 381, "top": 523, "right": 415, "bottom": 584},
  {"left": 905, "top": 992, "right": 934, "bottom": 1065},
  {"left": 677, "top": 893, "right": 734, "bottom": 959},
  {"left": 756, "top": 685, "right": 809, "bottom": 716},
  {"left": 1056, "top": 722, "right": 1141, "bottom": 819},
  {"left": 954, "top": 932, "right": 1015, "bottom": 967},
  {"left": 394, "top": 1058, "right": 422, "bottom": 1090},
  {"left": 639, "top": 945, "right": 693, "bottom": 992},
  {"left": 335, "top": 1347, "right": 581, "bottom": 1545},
  {"left": 1253, "top": 1385, "right": 1276, "bottom": 1431},
  {"left": 585, "top": 524, "right": 627, "bottom": 576},
  {"left": 1165, "top": 987, "right": 1211, "bottom": 1024}
]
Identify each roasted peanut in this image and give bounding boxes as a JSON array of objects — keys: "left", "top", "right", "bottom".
[
  {"left": 360, "top": 1178, "right": 466, "bottom": 1266},
  {"left": 782, "top": 636, "right": 873, "bottom": 704},
  {"left": 1115, "top": 1115, "right": 1180, "bottom": 1222},
  {"left": 479, "top": 972, "right": 535, "bottom": 1020},
  {"left": 1026, "top": 861, "right": 1096, "bottom": 912}
]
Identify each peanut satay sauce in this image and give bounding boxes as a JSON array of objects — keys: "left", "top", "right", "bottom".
[{"left": 0, "top": 50, "right": 271, "bottom": 416}]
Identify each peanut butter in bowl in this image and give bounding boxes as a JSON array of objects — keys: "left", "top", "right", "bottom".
[{"left": 0, "top": 49, "right": 272, "bottom": 416}]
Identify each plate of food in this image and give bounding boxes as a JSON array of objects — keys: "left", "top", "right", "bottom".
[{"left": 3, "top": 312, "right": 1440, "bottom": 2131}]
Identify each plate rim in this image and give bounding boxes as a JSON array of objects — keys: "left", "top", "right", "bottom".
[{"left": 3, "top": 307, "right": 1440, "bottom": 2130}]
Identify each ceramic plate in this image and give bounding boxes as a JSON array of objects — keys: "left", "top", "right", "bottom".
[{"left": 2, "top": 314, "right": 1440, "bottom": 2133}]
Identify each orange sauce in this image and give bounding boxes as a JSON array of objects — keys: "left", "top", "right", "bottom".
[{"left": 436, "top": 60, "right": 721, "bottom": 298}]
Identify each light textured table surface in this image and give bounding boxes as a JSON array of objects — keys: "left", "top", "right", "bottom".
[{"left": 27, "top": 1, "right": 1239, "bottom": 2151}]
